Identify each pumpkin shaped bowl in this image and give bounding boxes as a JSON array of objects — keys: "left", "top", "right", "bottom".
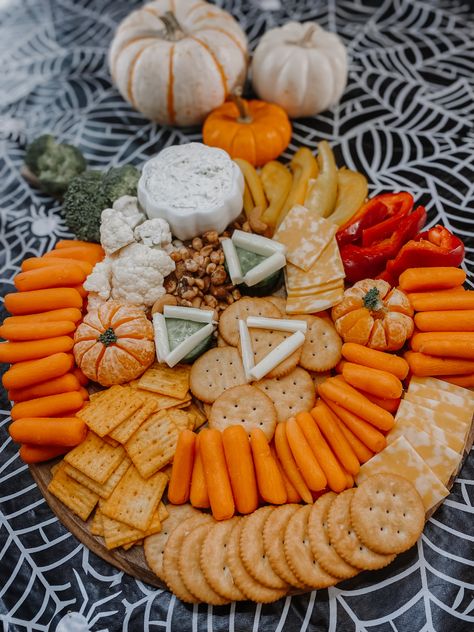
[{"left": 74, "top": 300, "right": 155, "bottom": 386}]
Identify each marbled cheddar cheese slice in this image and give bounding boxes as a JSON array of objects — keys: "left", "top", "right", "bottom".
[
  {"left": 274, "top": 205, "right": 337, "bottom": 271},
  {"left": 285, "top": 239, "right": 345, "bottom": 290},
  {"left": 356, "top": 436, "right": 449, "bottom": 512},
  {"left": 409, "top": 376, "right": 474, "bottom": 410},
  {"left": 405, "top": 392, "right": 473, "bottom": 427},
  {"left": 387, "top": 417, "right": 461, "bottom": 486},
  {"left": 286, "top": 285, "right": 344, "bottom": 314},
  {"left": 396, "top": 399, "right": 465, "bottom": 453}
]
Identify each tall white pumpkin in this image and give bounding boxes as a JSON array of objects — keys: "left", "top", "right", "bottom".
[
  {"left": 251, "top": 22, "right": 347, "bottom": 118},
  {"left": 109, "top": 0, "right": 248, "bottom": 126}
]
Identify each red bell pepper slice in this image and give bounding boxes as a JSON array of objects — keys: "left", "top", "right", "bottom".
[
  {"left": 341, "top": 206, "right": 427, "bottom": 284},
  {"left": 337, "top": 192, "right": 414, "bottom": 247},
  {"left": 380, "top": 225, "right": 465, "bottom": 285}
]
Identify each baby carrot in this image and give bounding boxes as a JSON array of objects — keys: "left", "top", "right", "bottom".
[
  {"left": 407, "top": 287, "right": 465, "bottom": 302},
  {"left": 357, "top": 390, "right": 400, "bottom": 414},
  {"left": 417, "top": 339, "right": 474, "bottom": 360},
  {"left": 415, "top": 310, "right": 474, "bottom": 332},
  {"left": 10, "top": 417, "right": 87, "bottom": 446},
  {"left": 440, "top": 374, "right": 474, "bottom": 388},
  {"left": 0, "top": 320, "right": 76, "bottom": 341},
  {"left": 4, "top": 288, "right": 83, "bottom": 315},
  {"left": 318, "top": 377, "right": 395, "bottom": 431},
  {"left": 11, "top": 391, "right": 84, "bottom": 421},
  {"left": 410, "top": 290, "right": 474, "bottom": 312},
  {"left": 168, "top": 429, "right": 196, "bottom": 505},
  {"left": 55, "top": 240, "right": 104, "bottom": 256},
  {"left": 3, "top": 308, "right": 82, "bottom": 326},
  {"left": 341, "top": 343, "right": 409, "bottom": 380},
  {"left": 44, "top": 246, "right": 103, "bottom": 265},
  {"left": 331, "top": 414, "right": 374, "bottom": 463},
  {"left": 73, "top": 285, "right": 87, "bottom": 299},
  {"left": 19, "top": 444, "right": 71, "bottom": 463},
  {"left": 189, "top": 434, "right": 210, "bottom": 509},
  {"left": 8, "top": 373, "right": 81, "bottom": 402},
  {"left": 0, "top": 336, "right": 74, "bottom": 363},
  {"left": 2, "top": 352, "right": 74, "bottom": 390},
  {"left": 274, "top": 422, "right": 313, "bottom": 504},
  {"left": 78, "top": 387, "right": 89, "bottom": 400},
  {"left": 399, "top": 267, "right": 466, "bottom": 292},
  {"left": 321, "top": 398, "right": 386, "bottom": 453},
  {"left": 342, "top": 362, "right": 403, "bottom": 400},
  {"left": 21, "top": 256, "right": 93, "bottom": 276},
  {"left": 199, "top": 428, "right": 235, "bottom": 521},
  {"left": 270, "top": 443, "right": 301, "bottom": 503},
  {"left": 404, "top": 351, "right": 474, "bottom": 376},
  {"left": 14, "top": 264, "right": 86, "bottom": 292},
  {"left": 411, "top": 331, "right": 474, "bottom": 351},
  {"left": 286, "top": 417, "right": 327, "bottom": 491},
  {"left": 294, "top": 411, "right": 346, "bottom": 493},
  {"left": 72, "top": 367, "right": 89, "bottom": 386},
  {"left": 309, "top": 404, "right": 360, "bottom": 476},
  {"left": 222, "top": 425, "right": 258, "bottom": 515},
  {"left": 250, "top": 427, "right": 287, "bottom": 505}
]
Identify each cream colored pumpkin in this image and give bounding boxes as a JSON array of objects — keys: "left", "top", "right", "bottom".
[
  {"left": 251, "top": 22, "right": 347, "bottom": 118},
  {"left": 109, "top": 0, "right": 248, "bottom": 126}
]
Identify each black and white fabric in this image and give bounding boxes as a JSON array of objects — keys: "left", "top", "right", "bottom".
[{"left": 0, "top": 1, "right": 473, "bottom": 630}]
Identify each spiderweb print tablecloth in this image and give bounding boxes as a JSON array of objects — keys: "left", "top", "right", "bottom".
[{"left": 1, "top": 1, "right": 474, "bottom": 630}]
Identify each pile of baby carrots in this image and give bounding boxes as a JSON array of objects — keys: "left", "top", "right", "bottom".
[
  {"left": 401, "top": 267, "right": 474, "bottom": 387},
  {"left": 1, "top": 239, "right": 104, "bottom": 463},
  {"left": 168, "top": 387, "right": 392, "bottom": 522}
]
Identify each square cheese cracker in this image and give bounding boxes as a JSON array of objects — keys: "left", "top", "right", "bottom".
[
  {"left": 356, "top": 436, "right": 449, "bottom": 512},
  {"left": 274, "top": 205, "right": 337, "bottom": 271}
]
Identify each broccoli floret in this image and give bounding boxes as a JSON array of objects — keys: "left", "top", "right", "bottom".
[
  {"left": 62, "top": 165, "right": 141, "bottom": 243},
  {"left": 102, "top": 165, "right": 141, "bottom": 201},
  {"left": 25, "top": 134, "right": 87, "bottom": 196},
  {"left": 63, "top": 171, "right": 108, "bottom": 243}
]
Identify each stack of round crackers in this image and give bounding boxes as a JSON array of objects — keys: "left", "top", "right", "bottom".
[{"left": 144, "top": 473, "right": 425, "bottom": 603}]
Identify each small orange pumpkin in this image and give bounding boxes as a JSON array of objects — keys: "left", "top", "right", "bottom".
[
  {"left": 74, "top": 301, "right": 155, "bottom": 386},
  {"left": 202, "top": 89, "right": 292, "bottom": 167},
  {"left": 331, "top": 279, "right": 414, "bottom": 351}
]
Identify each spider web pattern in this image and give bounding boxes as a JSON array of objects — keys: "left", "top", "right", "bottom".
[{"left": 1, "top": 1, "right": 473, "bottom": 630}]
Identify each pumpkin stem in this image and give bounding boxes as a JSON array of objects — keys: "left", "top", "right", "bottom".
[
  {"left": 363, "top": 287, "right": 383, "bottom": 312},
  {"left": 300, "top": 24, "right": 318, "bottom": 47},
  {"left": 229, "top": 87, "right": 252, "bottom": 123},
  {"left": 98, "top": 327, "right": 118, "bottom": 347},
  {"left": 160, "top": 11, "right": 185, "bottom": 41}
]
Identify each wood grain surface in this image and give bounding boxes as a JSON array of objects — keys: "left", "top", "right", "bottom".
[{"left": 29, "top": 412, "right": 474, "bottom": 589}]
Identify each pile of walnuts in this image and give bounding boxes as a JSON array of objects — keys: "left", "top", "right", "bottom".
[{"left": 158, "top": 230, "right": 241, "bottom": 313}]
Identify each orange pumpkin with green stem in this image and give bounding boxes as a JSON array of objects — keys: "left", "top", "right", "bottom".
[{"left": 202, "top": 88, "right": 292, "bottom": 167}]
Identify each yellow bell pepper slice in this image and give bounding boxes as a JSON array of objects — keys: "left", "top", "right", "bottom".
[
  {"left": 277, "top": 147, "right": 318, "bottom": 226},
  {"left": 260, "top": 161, "right": 293, "bottom": 231},
  {"left": 328, "top": 167, "right": 368, "bottom": 226},
  {"left": 234, "top": 158, "right": 267, "bottom": 214},
  {"left": 304, "top": 140, "right": 338, "bottom": 218}
]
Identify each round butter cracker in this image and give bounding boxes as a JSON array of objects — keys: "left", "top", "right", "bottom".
[
  {"left": 350, "top": 473, "right": 425, "bottom": 555},
  {"left": 327, "top": 489, "right": 396, "bottom": 571},
  {"left": 243, "top": 326, "right": 302, "bottom": 378},
  {"left": 296, "top": 315, "right": 342, "bottom": 372},
  {"left": 219, "top": 298, "right": 280, "bottom": 347},
  {"left": 190, "top": 346, "right": 247, "bottom": 403},
  {"left": 254, "top": 367, "right": 315, "bottom": 423},
  {"left": 209, "top": 384, "right": 277, "bottom": 440}
]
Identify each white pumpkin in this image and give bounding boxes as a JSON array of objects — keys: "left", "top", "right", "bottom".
[
  {"left": 251, "top": 22, "right": 347, "bottom": 118},
  {"left": 109, "top": 0, "right": 248, "bottom": 126}
]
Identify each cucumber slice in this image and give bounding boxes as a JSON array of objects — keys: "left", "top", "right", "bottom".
[
  {"left": 235, "top": 246, "right": 283, "bottom": 296},
  {"left": 166, "top": 318, "right": 213, "bottom": 363}
]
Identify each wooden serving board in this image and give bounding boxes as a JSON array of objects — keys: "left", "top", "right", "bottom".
[{"left": 29, "top": 413, "right": 474, "bottom": 591}]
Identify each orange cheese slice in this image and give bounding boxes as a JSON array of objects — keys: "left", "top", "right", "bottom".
[
  {"left": 356, "top": 436, "right": 449, "bottom": 512},
  {"left": 285, "top": 239, "right": 345, "bottom": 291}
]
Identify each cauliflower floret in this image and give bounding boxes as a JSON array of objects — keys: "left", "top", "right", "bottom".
[
  {"left": 83, "top": 257, "right": 113, "bottom": 300},
  {"left": 113, "top": 195, "right": 145, "bottom": 229},
  {"left": 134, "top": 218, "right": 172, "bottom": 249},
  {"left": 110, "top": 242, "right": 175, "bottom": 307},
  {"left": 86, "top": 292, "right": 107, "bottom": 311},
  {"left": 100, "top": 208, "right": 135, "bottom": 256}
]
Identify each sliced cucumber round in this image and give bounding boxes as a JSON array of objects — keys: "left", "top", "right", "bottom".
[{"left": 166, "top": 318, "right": 213, "bottom": 363}]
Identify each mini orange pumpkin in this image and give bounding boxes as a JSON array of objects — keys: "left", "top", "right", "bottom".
[
  {"left": 74, "top": 301, "right": 155, "bottom": 386},
  {"left": 331, "top": 279, "right": 414, "bottom": 351},
  {"left": 202, "top": 89, "right": 292, "bottom": 167}
]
